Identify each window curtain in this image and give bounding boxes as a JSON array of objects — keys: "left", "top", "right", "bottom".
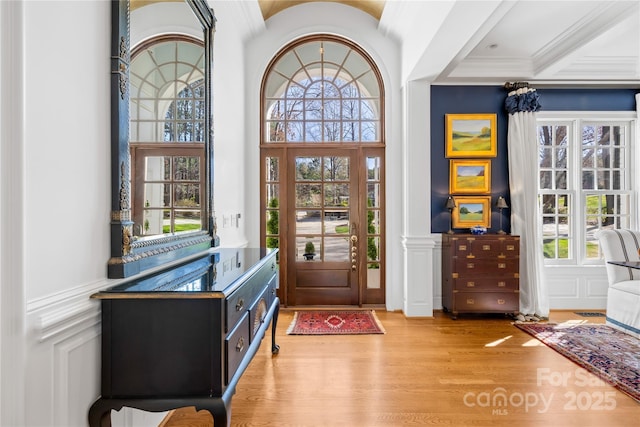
[{"left": 504, "top": 84, "right": 549, "bottom": 319}]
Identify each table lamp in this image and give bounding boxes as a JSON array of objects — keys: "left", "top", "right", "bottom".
[
  {"left": 445, "top": 196, "right": 456, "bottom": 234},
  {"left": 496, "top": 196, "right": 509, "bottom": 234}
]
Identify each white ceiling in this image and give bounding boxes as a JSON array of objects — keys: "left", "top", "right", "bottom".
[{"left": 240, "top": 0, "right": 640, "bottom": 86}]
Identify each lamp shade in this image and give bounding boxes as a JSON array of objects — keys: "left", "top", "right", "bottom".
[
  {"left": 496, "top": 196, "right": 509, "bottom": 209},
  {"left": 445, "top": 196, "right": 456, "bottom": 210}
]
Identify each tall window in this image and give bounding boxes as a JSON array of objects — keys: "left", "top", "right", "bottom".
[
  {"left": 262, "top": 35, "right": 383, "bottom": 254},
  {"left": 537, "top": 114, "right": 635, "bottom": 264}
]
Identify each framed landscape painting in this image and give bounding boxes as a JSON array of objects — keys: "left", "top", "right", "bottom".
[
  {"left": 445, "top": 113, "right": 497, "bottom": 158},
  {"left": 452, "top": 196, "right": 491, "bottom": 228},
  {"left": 449, "top": 159, "right": 491, "bottom": 194}
]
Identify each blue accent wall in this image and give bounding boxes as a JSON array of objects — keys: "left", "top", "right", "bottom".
[{"left": 430, "top": 86, "right": 638, "bottom": 234}]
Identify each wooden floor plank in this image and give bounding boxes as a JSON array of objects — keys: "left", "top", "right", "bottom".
[{"left": 162, "top": 309, "right": 639, "bottom": 426}]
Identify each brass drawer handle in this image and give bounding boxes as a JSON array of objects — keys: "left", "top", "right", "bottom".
[
  {"left": 236, "top": 337, "right": 245, "bottom": 353},
  {"left": 506, "top": 245, "right": 515, "bottom": 251},
  {"left": 482, "top": 245, "right": 491, "bottom": 251},
  {"left": 497, "top": 281, "right": 506, "bottom": 287},
  {"left": 466, "top": 281, "right": 475, "bottom": 287},
  {"left": 498, "top": 263, "right": 506, "bottom": 269},
  {"left": 497, "top": 299, "right": 506, "bottom": 305},
  {"left": 466, "top": 263, "right": 474, "bottom": 269},
  {"left": 236, "top": 298, "right": 245, "bottom": 312},
  {"left": 459, "top": 245, "right": 467, "bottom": 251},
  {"left": 466, "top": 298, "right": 475, "bottom": 305}
]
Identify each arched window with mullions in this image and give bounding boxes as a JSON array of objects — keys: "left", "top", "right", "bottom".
[
  {"left": 261, "top": 35, "right": 385, "bottom": 307},
  {"left": 263, "top": 38, "right": 381, "bottom": 143},
  {"left": 129, "top": 35, "right": 206, "bottom": 238}
]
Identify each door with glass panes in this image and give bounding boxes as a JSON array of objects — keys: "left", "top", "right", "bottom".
[{"left": 275, "top": 148, "right": 382, "bottom": 306}]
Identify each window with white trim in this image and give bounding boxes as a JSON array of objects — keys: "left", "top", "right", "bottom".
[{"left": 537, "top": 113, "right": 636, "bottom": 265}]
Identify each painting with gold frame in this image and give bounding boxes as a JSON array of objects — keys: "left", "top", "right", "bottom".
[
  {"left": 449, "top": 159, "right": 491, "bottom": 194},
  {"left": 445, "top": 113, "right": 497, "bottom": 158},
  {"left": 452, "top": 196, "right": 491, "bottom": 228}
]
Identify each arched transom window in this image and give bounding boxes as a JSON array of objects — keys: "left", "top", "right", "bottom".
[{"left": 263, "top": 36, "right": 382, "bottom": 144}]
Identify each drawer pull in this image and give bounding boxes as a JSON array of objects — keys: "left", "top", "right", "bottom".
[
  {"left": 466, "top": 263, "right": 474, "bottom": 269},
  {"left": 506, "top": 245, "right": 515, "bottom": 251},
  {"left": 498, "top": 263, "right": 506, "bottom": 269},
  {"left": 497, "top": 281, "right": 506, "bottom": 287},
  {"left": 482, "top": 245, "right": 491, "bottom": 251},
  {"left": 236, "top": 337, "right": 245, "bottom": 353},
  {"left": 466, "top": 298, "right": 475, "bottom": 305},
  {"left": 497, "top": 299, "right": 506, "bottom": 305},
  {"left": 466, "top": 254, "right": 475, "bottom": 259},
  {"left": 236, "top": 298, "right": 245, "bottom": 312},
  {"left": 466, "top": 281, "right": 475, "bottom": 287},
  {"left": 459, "top": 245, "right": 467, "bottom": 251}
]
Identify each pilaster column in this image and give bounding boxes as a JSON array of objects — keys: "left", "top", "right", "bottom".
[{"left": 401, "top": 80, "right": 437, "bottom": 317}]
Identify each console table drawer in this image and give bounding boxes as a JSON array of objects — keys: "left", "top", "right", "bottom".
[
  {"left": 453, "top": 291, "right": 519, "bottom": 312},
  {"left": 225, "top": 263, "right": 274, "bottom": 332},
  {"left": 225, "top": 312, "right": 250, "bottom": 385}
]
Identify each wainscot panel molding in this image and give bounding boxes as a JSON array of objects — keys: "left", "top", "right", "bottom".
[
  {"left": 53, "top": 327, "right": 101, "bottom": 426},
  {"left": 431, "top": 238, "right": 443, "bottom": 310},
  {"left": 27, "top": 279, "right": 108, "bottom": 342},
  {"left": 545, "top": 266, "right": 609, "bottom": 309},
  {"left": 402, "top": 235, "right": 437, "bottom": 317}
]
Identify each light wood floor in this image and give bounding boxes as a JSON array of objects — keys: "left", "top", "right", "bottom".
[{"left": 162, "top": 309, "right": 639, "bottom": 427}]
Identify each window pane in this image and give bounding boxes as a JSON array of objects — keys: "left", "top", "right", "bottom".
[
  {"left": 173, "top": 156, "right": 200, "bottom": 181},
  {"left": 368, "top": 183, "right": 381, "bottom": 208},
  {"left": 540, "top": 171, "right": 553, "bottom": 189},
  {"left": 296, "top": 184, "right": 322, "bottom": 207},
  {"left": 296, "top": 157, "right": 321, "bottom": 180},
  {"left": 323, "top": 211, "right": 349, "bottom": 234},
  {"left": 296, "top": 210, "right": 322, "bottom": 234},
  {"left": 266, "top": 184, "right": 279, "bottom": 205},
  {"left": 555, "top": 171, "right": 567, "bottom": 189},
  {"left": 323, "top": 157, "right": 349, "bottom": 180},
  {"left": 324, "top": 237, "right": 349, "bottom": 261},
  {"left": 174, "top": 184, "right": 200, "bottom": 207},
  {"left": 540, "top": 147, "right": 552, "bottom": 167},
  {"left": 296, "top": 237, "right": 321, "bottom": 262},
  {"left": 144, "top": 183, "right": 170, "bottom": 208},
  {"left": 145, "top": 156, "right": 170, "bottom": 180},
  {"left": 265, "top": 157, "right": 279, "bottom": 182},
  {"left": 324, "top": 184, "right": 349, "bottom": 207},
  {"left": 175, "top": 210, "right": 201, "bottom": 232},
  {"left": 555, "top": 148, "right": 567, "bottom": 168},
  {"left": 367, "top": 156, "right": 381, "bottom": 181}
]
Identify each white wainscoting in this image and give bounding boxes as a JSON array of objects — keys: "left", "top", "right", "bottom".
[
  {"left": 545, "top": 266, "right": 609, "bottom": 310},
  {"left": 25, "top": 280, "right": 167, "bottom": 427}
]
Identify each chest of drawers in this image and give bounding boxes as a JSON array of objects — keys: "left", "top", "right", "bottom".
[
  {"left": 442, "top": 234, "right": 519, "bottom": 319},
  {"left": 89, "top": 248, "right": 279, "bottom": 427}
]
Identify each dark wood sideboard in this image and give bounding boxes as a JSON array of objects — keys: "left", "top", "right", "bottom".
[
  {"left": 89, "top": 247, "right": 280, "bottom": 427},
  {"left": 442, "top": 234, "right": 520, "bottom": 319}
]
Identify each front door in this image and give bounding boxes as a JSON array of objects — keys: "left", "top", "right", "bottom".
[{"left": 287, "top": 148, "right": 361, "bottom": 305}]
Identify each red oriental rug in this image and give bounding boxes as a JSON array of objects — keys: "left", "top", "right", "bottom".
[
  {"left": 515, "top": 322, "right": 640, "bottom": 403},
  {"left": 286, "top": 310, "right": 385, "bottom": 335}
]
